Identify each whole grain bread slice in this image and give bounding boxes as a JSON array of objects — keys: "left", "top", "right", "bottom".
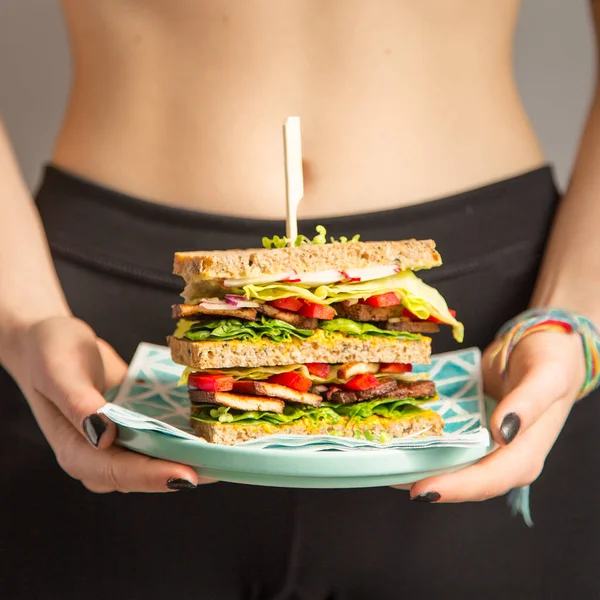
[
  {"left": 190, "top": 410, "right": 443, "bottom": 445},
  {"left": 168, "top": 332, "right": 431, "bottom": 369},
  {"left": 174, "top": 239, "right": 441, "bottom": 282}
]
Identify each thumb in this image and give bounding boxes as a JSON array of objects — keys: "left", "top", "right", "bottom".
[
  {"left": 32, "top": 318, "right": 118, "bottom": 450},
  {"left": 482, "top": 339, "right": 504, "bottom": 401},
  {"left": 488, "top": 332, "right": 579, "bottom": 446}
]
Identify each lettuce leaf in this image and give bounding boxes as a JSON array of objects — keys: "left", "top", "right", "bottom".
[
  {"left": 180, "top": 317, "right": 315, "bottom": 343},
  {"left": 242, "top": 270, "right": 463, "bottom": 342},
  {"left": 174, "top": 319, "right": 194, "bottom": 338},
  {"left": 320, "top": 319, "right": 421, "bottom": 340},
  {"left": 191, "top": 403, "right": 342, "bottom": 425},
  {"left": 179, "top": 364, "right": 306, "bottom": 386},
  {"left": 191, "top": 396, "right": 435, "bottom": 426},
  {"left": 327, "top": 396, "right": 433, "bottom": 421}
]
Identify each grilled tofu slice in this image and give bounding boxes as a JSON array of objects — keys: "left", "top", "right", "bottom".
[
  {"left": 189, "top": 390, "right": 284, "bottom": 413},
  {"left": 336, "top": 362, "right": 380, "bottom": 380},
  {"left": 232, "top": 381, "right": 322, "bottom": 407}
]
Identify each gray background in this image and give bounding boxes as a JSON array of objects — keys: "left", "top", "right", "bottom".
[{"left": 0, "top": 0, "right": 596, "bottom": 191}]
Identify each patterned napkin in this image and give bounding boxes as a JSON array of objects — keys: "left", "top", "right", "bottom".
[{"left": 99, "top": 343, "right": 491, "bottom": 451}]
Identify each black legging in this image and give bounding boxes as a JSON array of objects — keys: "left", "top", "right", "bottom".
[{"left": 2, "top": 165, "right": 598, "bottom": 599}]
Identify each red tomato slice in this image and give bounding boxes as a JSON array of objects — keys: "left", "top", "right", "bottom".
[
  {"left": 188, "top": 373, "right": 234, "bottom": 392},
  {"left": 299, "top": 301, "right": 336, "bottom": 320},
  {"left": 305, "top": 363, "right": 330, "bottom": 379},
  {"left": 360, "top": 292, "right": 401, "bottom": 307},
  {"left": 343, "top": 373, "right": 381, "bottom": 391},
  {"left": 268, "top": 297, "right": 304, "bottom": 312},
  {"left": 379, "top": 363, "right": 413, "bottom": 374},
  {"left": 267, "top": 372, "right": 313, "bottom": 392}
]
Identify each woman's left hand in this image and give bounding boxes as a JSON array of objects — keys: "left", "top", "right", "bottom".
[{"left": 405, "top": 329, "right": 586, "bottom": 503}]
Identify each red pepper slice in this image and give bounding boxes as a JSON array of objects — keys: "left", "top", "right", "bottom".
[
  {"left": 267, "top": 372, "right": 313, "bottom": 392},
  {"left": 402, "top": 307, "right": 420, "bottom": 320},
  {"left": 299, "top": 301, "right": 336, "bottom": 320},
  {"left": 427, "top": 309, "right": 457, "bottom": 324},
  {"left": 427, "top": 315, "right": 443, "bottom": 323},
  {"left": 379, "top": 363, "right": 413, "bottom": 374},
  {"left": 188, "top": 373, "right": 234, "bottom": 392},
  {"left": 268, "top": 297, "right": 304, "bottom": 312},
  {"left": 360, "top": 292, "right": 401, "bottom": 307},
  {"left": 231, "top": 380, "right": 258, "bottom": 395},
  {"left": 403, "top": 307, "right": 457, "bottom": 323},
  {"left": 343, "top": 373, "right": 381, "bottom": 391},
  {"left": 305, "top": 363, "right": 330, "bottom": 379}
]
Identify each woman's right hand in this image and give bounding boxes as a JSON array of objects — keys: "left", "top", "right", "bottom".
[{"left": 2, "top": 316, "right": 210, "bottom": 492}]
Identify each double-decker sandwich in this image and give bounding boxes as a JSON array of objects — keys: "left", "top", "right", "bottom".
[{"left": 168, "top": 229, "right": 463, "bottom": 445}]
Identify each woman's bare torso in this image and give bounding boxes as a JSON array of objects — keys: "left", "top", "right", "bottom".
[{"left": 54, "top": 0, "right": 544, "bottom": 218}]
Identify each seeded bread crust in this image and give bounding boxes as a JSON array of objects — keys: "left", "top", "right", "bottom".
[
  {"left": 174, "top": 239, "right": 441, "bottom": 282},
  {"left": 191, "top": 411, "right": 444, "bottom": 445},
  {"left": 168, "top": 333, "right": 431, "bottom": 369}
]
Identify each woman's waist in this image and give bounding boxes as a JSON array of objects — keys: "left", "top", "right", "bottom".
[{"left": 53, "top": 89, "right": 544, "bottom": 219}]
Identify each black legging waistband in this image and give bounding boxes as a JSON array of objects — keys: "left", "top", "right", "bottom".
[{"left": 35, "top": 164, "right": 560, "bottom": 292}]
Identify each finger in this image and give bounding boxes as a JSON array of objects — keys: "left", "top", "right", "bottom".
[
  {"left": 37, "top": 395, "right": 214, "bottom": 492},
  {"left": 78, "top": 446, "right": 215, "bottom": 493},
  {"left": 32, "top": 319, "right": 118, "bottom": 448},
  {"left": 389, "top": 483, "right": 412, "bottom": 491},
  {"left": 97, "top": 338, "right": 128, "bottom": 390},
  {"left": 406, "top": 397, "right": 572, "bottom": 502}
]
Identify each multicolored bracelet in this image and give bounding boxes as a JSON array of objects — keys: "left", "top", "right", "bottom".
[
  {"left": 493, "top": 308, "right": 600, "bottom": 526},
  {"left": 494, "top": 308, "right": 600, "bottom": 400}
]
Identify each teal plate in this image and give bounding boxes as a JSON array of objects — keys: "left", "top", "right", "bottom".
[
  {"left": 116, "top": 425, "right": 494, "bottom": 487},
  {"left": 103, "top": 343, "right": 495, "bottom": 488}
]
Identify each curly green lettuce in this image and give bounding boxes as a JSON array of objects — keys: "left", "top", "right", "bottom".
[{"left": 262, "top": 225, "right": 360, "bottom": 249}]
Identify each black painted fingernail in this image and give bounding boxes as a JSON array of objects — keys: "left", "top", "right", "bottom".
[
  {"left": 410, "top": 492, "right": 441, "bottom": 503},
  {"left": 500, "top": 412, "right": 521, "bottom": 444},
  {"left": 83, "top": 414, "right": 106, "bottom": 447},
  {"left": 167, "top": 478, "right": 196, "bottom": 490}
]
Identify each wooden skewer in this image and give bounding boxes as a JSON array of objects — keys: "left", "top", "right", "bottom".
[{"left": 283, "top": 116, "right": 304, "bottom": 246}]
